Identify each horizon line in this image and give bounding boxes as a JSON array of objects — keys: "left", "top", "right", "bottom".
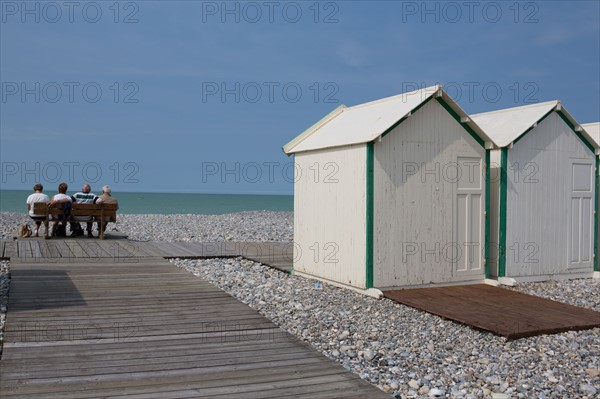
[{"left": 0, "top": 188, "right": 293, "bottom": 196}]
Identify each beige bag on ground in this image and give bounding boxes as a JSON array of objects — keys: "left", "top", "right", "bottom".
[{"left": 19, "top": 224, "right": 32, "bottom": 238}]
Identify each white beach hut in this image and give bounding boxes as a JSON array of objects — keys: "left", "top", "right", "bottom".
[
  {"left": 283, "top": 85, "right": 495, "bottom": 293},
  {"left": 472, "top": 102, "right": 599, "bottom": 283},
  {"left": 582, "top": 121, "right": 600, "bottom": 278}
]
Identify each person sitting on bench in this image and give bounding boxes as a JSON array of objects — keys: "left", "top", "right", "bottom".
[
  {"left": 26, "top": 183, "right": 50, "bottom": 237},
  {"left": 96, "top": 185, "right": 119, "bottom": 234},
  {"left": 48, "top": 182, "right": 72, "bottom": 237},
  {"left": 70, "top": 184, "right": 98, "bottom": 237}
]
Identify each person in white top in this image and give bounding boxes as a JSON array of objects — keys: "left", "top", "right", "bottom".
[
  {"left": 26, "top": 183, "right": 50, "bottom": 237},
  {"left": 48, "top": 182, "right": 73, "bottom": 237}
]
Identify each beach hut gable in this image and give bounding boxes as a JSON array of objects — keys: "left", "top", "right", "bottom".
[
  {"left": 282, "top": 104, "right": 347, "bottom": 154},
  {"left": 284, "top": 85, "right": 493, "bottom": 155},
  {"left": 473, "top": 104, "right": 600, "bottom": 281},
  {"left": 473, "top": 101, "right": 597, "bottom": 153},
  {"left": 582, "top": 122, "right": 600, "bottom": 148}
]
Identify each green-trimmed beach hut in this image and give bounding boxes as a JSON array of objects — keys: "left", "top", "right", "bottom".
[
  {"left": 582, "top": 121, "right": 600, "bottom": 279},
  {"left": 283, "top": 85, "right": 495, "bottom": 293},
  {"left": 472, "top": 102, "right": 599, "bottom": 284}
]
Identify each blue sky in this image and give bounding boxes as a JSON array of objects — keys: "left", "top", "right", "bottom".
[{"left": 1, "top": 0, "right": 599, "bottom": 194}]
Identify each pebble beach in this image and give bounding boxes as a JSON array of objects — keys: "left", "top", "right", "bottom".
[{"left": 0, "top": 211, "right": 598, "bottom": 398}]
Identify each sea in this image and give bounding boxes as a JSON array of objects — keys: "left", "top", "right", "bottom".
[{"left": 0, "top": 190, "right": 293, "bottom": 215}]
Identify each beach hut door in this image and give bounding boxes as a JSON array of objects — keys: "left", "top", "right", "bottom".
[
  {"left": 453, "top": 157, "right": 484, "bottom": 277},
  {"left": 568, "top": 161, "right": 594, "bottom": 269}
]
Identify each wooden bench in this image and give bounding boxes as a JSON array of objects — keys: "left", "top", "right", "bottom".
[{"left": 32, "top": 202, "right": 118, "bottom": 239}]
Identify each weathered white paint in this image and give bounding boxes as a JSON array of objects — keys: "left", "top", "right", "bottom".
[
  {"left": 372, "top": 100, "right": 486, "bottom": 289},
  {"left": 293, "top": 144, "right": 368, "bottom": 288},
  {"left": 484, "top": 278, "right": 500, "bottom": 286},
  {"left": 502, "top": 272, "right": 594, "bottom": 283},
  {"left": 497, "top": 277, "right": 517, "bottom": 286},
  {"left": 455, "top": 156, "right": 484, "bottom": 277},
  {"left": 569, "top": 160, "right": 594, "bottom": 269},
  {"left": 285, "top": 86, "right": 440, "bottom": 153},
  {"left": 582, "top": 122, "right": 600, "bottom": 265},
  {"left": 472, "top": 101, "right": 557, "bottom": 147},
  {"left": 473, "top": 101, "right": 596, "bottom": 149},
  {"left": 582, "top": 122, "right": 600, "bottom": 147},
  {"left": 284, "top": 85, "right": 493, "bottom": 155},
  {"left": 293, "top": 269, "right": 384, "bottom": 298},
  {"left": 504, "top": 112, "right": 595, "bottom": 277},
  {"left": 488, "top": 150, "right": 502, "bottom": 277}
]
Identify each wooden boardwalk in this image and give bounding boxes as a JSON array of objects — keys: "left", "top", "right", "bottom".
[
  {"left": 0, "top": 239, "right": 388, "bottom": 398},
  {"left": 0, "top": 238, "right": 293, "bottom": 273},
  {"left": 385, "top": 285, "right": 600, "bottom": 340}
]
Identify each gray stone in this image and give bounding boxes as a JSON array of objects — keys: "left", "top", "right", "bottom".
[
  {"left": 580, "top": 384, "right": 597, "bottom": 396},
  {"left": 360, "top": 349, "right": 375, "bottom": 361},
  {"left": 419, "top": 385, "right": 430, "bottom": 395},
  {"left": 428, "top": 387, "right": 445, "bottom": 397},
  {"left": 408, "top": 379, "right": 421, "bottom": 389}
]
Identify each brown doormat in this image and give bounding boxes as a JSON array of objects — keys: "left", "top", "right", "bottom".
[{"left": 384, "top": 284, "right": 600, "bottom": 340}]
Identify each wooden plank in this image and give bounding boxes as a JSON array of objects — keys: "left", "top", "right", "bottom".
[
  {"left": 0, "top": 335, "right": 292, "bottom": 360},
  {"left": 198, "top": 242, "right": 241, "bottom": 257},
  {"left": 154, "top": 242, "right": 191, "bottom": 257},
  {"left": 1, "top": 348, "right": 320, "bottom": 379},
  {"left": 38, "top": 240, "right": 62, "bottom": 258},
  {"left": 142, "top": 241, "right": 174, "bottom": 257},
  {"left": 10, "top": 259, "right": 171, "bottom": 268},
  {"left": 17, "top": 241, "right": 28, "bottom": 259},
  {"left": 384, "top": 284, "right": 600, "bottom": 339},
  {"left": 0, "top": 365, "right": 350, "bottom": 399},
  {"left": 139, "top": 241, "right": 294, "bottom": 274},
  {"left": 13, "top": 239, "right": 144, "bottom": 260},
  {"left": 176, "top": 242, "right": 220, "bottom": 257},
  {"left": 29, "top": 241, "right": 42, "bottom": 259},
  {"left": 111, "top": 240, "right": 147, "bottom": 258},
  {"left": 76, "top": 240, "right": 113, "bottom": 258},
  {"left": 119, "top": 241, "right": 162, "bottom": 258},
  {"left": 3, "top": 372, "right": 373, "bottom": 399},
  {"left": 63, "top": 240, "right": 88, "bottom": 259},
  {"left": 244, "top": 256, "right": 292, "bottom": 273},
  {"left": 3, "top": 240, "right": 18, "bottom": 259},
  {"left": 46, "top": 240, "right": 74, "bottom": 258},
  {"left": 0, "top": 361, "right": 365, "bottom": 398}
]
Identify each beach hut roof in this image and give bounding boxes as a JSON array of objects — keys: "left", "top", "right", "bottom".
[
  {"left": 471, "top": 101, "right": 598, "bottom": 151},
  {"left": 283, "top": 85, "right": 494, "bottom": 154},
  {"left": 582, "top": 122, "right": 600, "bottom": 148}
]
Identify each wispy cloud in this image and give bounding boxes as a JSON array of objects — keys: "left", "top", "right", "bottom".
[
  {"left": 337, "top": 42, "right": 367, "bottom": 67},
  {"left": 532, "top": 28, "right": 584, "bottom": 46}
]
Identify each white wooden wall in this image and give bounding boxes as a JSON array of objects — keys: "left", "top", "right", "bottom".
[
  {"left": 373, "top": 100, "right": 486, "bottom": 288},
  {"left": 293, "top": 144, "right": 367, "bottom": 288},
  {"left": 487, "top": 150, "right": 501, "bottom": 278},
  {"left": 505, "top": 112, "right": 595, "bottom": 277}
]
